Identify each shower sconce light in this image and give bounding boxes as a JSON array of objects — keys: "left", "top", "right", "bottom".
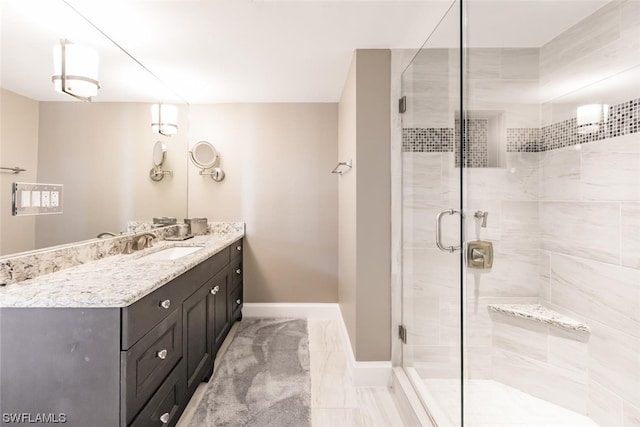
[
  {"left": 52, "top": 39, "right": 100, "bottom": 102},
  {"left": 151, "top": 104, "right": 178, "bottom": 136},
  {"left": 576, "top": 104, "right": 608, "bottom": 134}
]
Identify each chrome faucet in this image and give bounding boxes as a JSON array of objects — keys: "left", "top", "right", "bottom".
[{"left": 132, "top": 232, "right": 158, "bottom": 251}]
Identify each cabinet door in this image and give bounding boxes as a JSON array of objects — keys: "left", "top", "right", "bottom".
[
  {"left": 208, "top": 267, "right": 230, "bottom": 357},
  {"left": 182, "top": 281, "right": 213, "bottom": 400}
]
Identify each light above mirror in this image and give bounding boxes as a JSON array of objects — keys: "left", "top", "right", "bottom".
[
  {"left": 52, "top": 39, "right": 100, "bottom": 102},
  {"left": 151, "top": 103, "right": 178, "bottom": 136}
]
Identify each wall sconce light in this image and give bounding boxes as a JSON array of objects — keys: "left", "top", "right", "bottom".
[
  {"left": 151, "top": 104, "right": 178, "bottom": 136},
  {"left": 576, "top": 104, "right": 609, "bottom": 134},
  {"left": 52, "top": 39, "right": 100, "bottom": 102}
]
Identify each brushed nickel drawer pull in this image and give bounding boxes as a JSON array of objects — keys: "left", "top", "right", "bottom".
[
  {"left": 160, "top": 299, "right": 171, "bottom": 309},
  {"left": 210, "top": 285, "right": 220, "bottom": 295},
  {"left": 236, "top": 245, "right": 242, "bottom": 251},
  {"left": 160, "top": 412, "right": 170, "bottom": 424},
  {"left": 236, "top": 299, "right": 241, "bottom": 305},
  {"left": 235, "top": 268, "right": 241, "bottom": 275},
  {"left": 157, "top": 349, "right": 168, "bottom": 360}
]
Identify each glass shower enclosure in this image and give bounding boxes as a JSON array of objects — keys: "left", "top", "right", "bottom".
[{"left": 400, "top": 0, "right": 640, "bottom": 425}]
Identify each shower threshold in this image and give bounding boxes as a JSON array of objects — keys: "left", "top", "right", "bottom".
[{"left": 405, "top": 368, "right": 599, "bottom": 427}]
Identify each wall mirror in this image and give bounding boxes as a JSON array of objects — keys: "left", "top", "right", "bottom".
[{"left": 0, "top": 0, "right": 189, "bottom": 257}]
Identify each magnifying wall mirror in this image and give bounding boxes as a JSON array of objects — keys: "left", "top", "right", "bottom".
[
  {"left": 190, "top": 141, "right": 218, "bottom": 169},
  {"left": 149, "top": 141, "right": 173, "bottom": 182},
  {"left": 189, "top": 141, "right": 225, "bottom": 182},
  {"left": 152, "top": 141, "right": 167, "bottom": 167}
]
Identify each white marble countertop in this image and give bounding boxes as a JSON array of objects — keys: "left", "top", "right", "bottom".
[{"left": 0, "top": 230, "right": 244, "bottom": 308}]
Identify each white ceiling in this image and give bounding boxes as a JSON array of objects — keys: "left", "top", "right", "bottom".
[{"left": 0, "top": 0, "right": 609, "bottom": 104}]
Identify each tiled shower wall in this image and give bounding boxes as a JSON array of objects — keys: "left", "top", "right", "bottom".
[{"left": 401, "top": 1, "right": 640, "bottom": 425}]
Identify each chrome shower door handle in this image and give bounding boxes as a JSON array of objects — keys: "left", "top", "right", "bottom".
[{"left": 436, "top": 209, "right": 462, "bottom": 253}]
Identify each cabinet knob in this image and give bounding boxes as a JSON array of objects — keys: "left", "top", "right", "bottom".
[
  {"left": 160, "top": 299, "right": 171, "bottom": 309},
  {"left": 210, "top": 285, "right": 220, "bottom": 295},
  {"left": 157, "top": 349, "right": 168, "bottom": 360},
  {"left": 236, "top": 245, "right": 242, "bottom": 252},
  {"left": 235, "top": 268, "right": 242, "bottom": 275},
  {"left": 236, "top": 299, "right": 241, "bottom": 305},
  {"left": 160, "top": 412, "right": 170, "bottom": 424}
]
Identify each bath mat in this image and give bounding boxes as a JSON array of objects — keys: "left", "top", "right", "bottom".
[{"left": 189, "top": 318, "right": 311, "bottom": 427}]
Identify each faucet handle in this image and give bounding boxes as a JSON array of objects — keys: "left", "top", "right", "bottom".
[
  {"left": 474, "top": 210, "right": 488, "bottom": 227},
  {"left": 121, "top": 240, "right": 134, "bottom": 255}
]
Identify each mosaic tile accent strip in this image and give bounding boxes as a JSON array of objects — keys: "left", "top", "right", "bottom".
[
  {"left": 402, "top": 128, "right": 454, "bottom": 152},
  {"left": 402, "top": 98, "right": 639, "bottom": 154},
  {"left": 507, "top": 128, "right": 541, "bottom": 152},
  {"left": 540, "top": 98, "right": 639, "bottom": 151},
  {"left": 455, "top": 119, "right": 488, "bottom": 167}
]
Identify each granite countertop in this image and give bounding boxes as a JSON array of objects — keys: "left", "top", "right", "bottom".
[{"left": 0, "top": 230, "right": 244, "bottom": 308}]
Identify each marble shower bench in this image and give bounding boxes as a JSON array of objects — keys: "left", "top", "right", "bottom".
[{"left": 487, "top": 303, "right": 591, "bottom": 335}]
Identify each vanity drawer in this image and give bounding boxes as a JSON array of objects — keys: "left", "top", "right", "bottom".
[
  {"left": 231, "top": 239, "right": 243, "bottom": 260},
  {"left": 121, "top": 275, "right": 188, "bottom": 349},
  {"left": 229, "top": 285, "right": 243, "bottom": 321},
  {"left": 122, "top": 308, "right": 182, "bottom": 425},
  {"left": 230, "top": 256, "right": 243, "bottom": 288},
  {"left": 208, "top": 246, "right": 231, "bottom": 277},
  {"left": 129, "top": 359, "right": 186, "bottom": 427}
]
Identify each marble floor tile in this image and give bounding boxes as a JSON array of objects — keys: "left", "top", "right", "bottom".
[
  {"left": 311, "top": 408, "right": 361, "bottom": 426},
  {"left": 179, "top": 317, "right": 407, "bottom": 426},
  {"left": 310, "top": 350, "right": 360, "bottom": 409}
]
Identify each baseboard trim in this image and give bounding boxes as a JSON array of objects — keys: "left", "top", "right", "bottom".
[
  {"left": 242, "top": 302, "right": 340, "bottom": 319},
  {"left": 241, "top": 302, "right": 393, "bottom": 387}
]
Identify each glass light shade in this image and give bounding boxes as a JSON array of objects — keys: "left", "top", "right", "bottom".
[
  {"left": 151, "top": 104, "right": 179, "bottom": 136},
  {"left": 52, "top": 42, "right": 100, "bottom": 98},
  {"left": 576, "top": 104, "right": 609, "bottom": 134}
]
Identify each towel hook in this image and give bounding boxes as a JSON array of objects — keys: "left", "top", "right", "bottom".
[{"left": 331, "top": 160, "right": 352, "bottom": 175}]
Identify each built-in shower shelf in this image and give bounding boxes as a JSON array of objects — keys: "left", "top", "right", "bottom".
[{"left": 488, "top": 304, "right": 591, "bottom": 335}]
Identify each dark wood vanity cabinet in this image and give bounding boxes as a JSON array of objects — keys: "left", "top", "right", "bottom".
[{"left": 0, "top": 238, "right": 243, "bottom": 427}]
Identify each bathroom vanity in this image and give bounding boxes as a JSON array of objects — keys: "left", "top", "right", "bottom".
[{"left": 0, "top": 227, "right": 244, "bottom": 427}]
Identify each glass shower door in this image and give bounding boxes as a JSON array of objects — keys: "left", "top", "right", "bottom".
[
  {"left": 400, "top": 1, "right": 465, "bottom": 424},
  {"left": 402, "top": 0, "right": 640, "bottom": 426}
]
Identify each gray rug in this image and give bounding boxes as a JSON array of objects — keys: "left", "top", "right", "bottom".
[{"left": 189, "top": 318, "right": 311, "bottom": 427}]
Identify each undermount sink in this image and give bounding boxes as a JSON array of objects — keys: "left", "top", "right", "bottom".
[{"left": 140, "top": 245, "right": 205, "bottom": 261}]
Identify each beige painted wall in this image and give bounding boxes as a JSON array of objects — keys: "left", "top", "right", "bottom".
[
  {"left": 0, "top": 89, "right": 39, "bottom": 255},
  {"left": 35, "top": 102, "right": 188, "bottom": 248},
  {"left": 339, "top": 50, "right": 392, "bottom": 361},
  {"left": 187, "top": 103, "right": 338, "bottom": 303}
]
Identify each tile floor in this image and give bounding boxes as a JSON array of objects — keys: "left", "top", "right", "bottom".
[{"left": 177, "top": 317, "right": 407, "bottom": 427}]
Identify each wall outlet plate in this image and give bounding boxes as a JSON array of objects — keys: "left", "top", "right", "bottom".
[{"left": 12, "top": 182, "right": 63, "bottom": 216}]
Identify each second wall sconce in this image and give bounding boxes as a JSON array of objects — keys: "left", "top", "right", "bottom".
[
  {"left": 189, "top": 140, "right": 225, "bottom": 182},
  {"left": 51, "top": 39, "right": 100, "bottom": 102},
  {"left": 151, "top": 103, "right": 178, "bottom": 136}
]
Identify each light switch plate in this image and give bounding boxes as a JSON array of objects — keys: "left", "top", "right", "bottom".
[{"left": 12, "top": 182, "right": 63, "bottom": 216}]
